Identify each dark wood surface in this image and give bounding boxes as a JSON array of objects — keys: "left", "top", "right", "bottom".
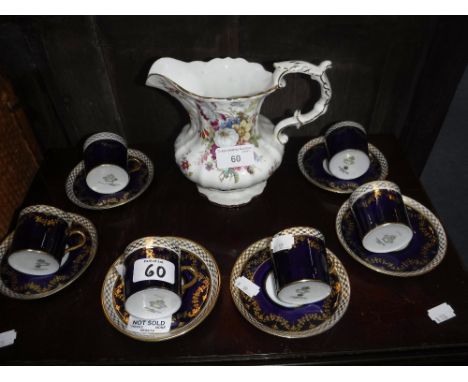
[{"left": 1, "top": 136, "right": 468, "bottom": 365}]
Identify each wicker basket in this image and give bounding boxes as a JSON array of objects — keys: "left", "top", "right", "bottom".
[{"left": 0, "top": 73, "right": 42, "bottom": 239}]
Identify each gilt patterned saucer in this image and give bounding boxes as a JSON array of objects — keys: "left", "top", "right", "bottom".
[
  {"left": 0, "top": 209, "right": 98, "bottom": 299},
  {"left": 230, "top": 233, "right": 351, "bottom": 338},
  {"left": 336, "top": 195, "right": 447, "bottom": 277},
  {"left": 298, "top": 137, "right": 388, "bottom": 194},
  {"left": 66, "top": 149, "right": 154, "bottom": 210},
  {"left": 101, "top": 236, "right": 221, "bottom": 342}
]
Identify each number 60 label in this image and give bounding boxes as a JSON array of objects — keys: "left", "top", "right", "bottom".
[
  {"left": 132, "top": 259, "right": 175, "bottom": 284},
  {"left": 216, "top": 144, "right": 255, "bottom": 169}
]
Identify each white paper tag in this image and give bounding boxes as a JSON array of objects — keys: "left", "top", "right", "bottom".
[
  {"left": 0, "top": 329, "right": 17, "bottom": 348},
  {"left": 271, "top": 234, "right": 295, "bottom": 253},
  {"left": 126, "top": 315, "right": 172, "bottom": 334},
  {"left": 132, "top": 258, "right": 175, "bottom": 284},
  {"left": 216, "top": 144, "right": 255, "bottom": 169},
  {"left": 235, "top": 276, "right": 260, "bottom": 298},
  {"left": 428, "top": 303, "right": 456, "bottom": 324},
  {"left": 115, "top": 264, "right": 125, "bottom": 277}
]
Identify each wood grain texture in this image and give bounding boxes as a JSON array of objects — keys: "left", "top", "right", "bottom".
[{"left": 0, "top": 73, "right": 41, "bottom": 238}]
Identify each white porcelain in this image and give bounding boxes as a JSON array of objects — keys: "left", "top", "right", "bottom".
[
  {"left": 327, "top": 150, "right": 370, "bottom": 180},
  {"left": 362, "top": 223, "right": 414, "bottom": 253},
  {"left": 350, "top": 181, "right": 413, "bottom": 253},
  {"left": 124, "top": 288, "right": 182, "bottom": 320},
  {"left": 264, "top": 272, "right": 303, "bottom": 308},
  {"left": 83, "top": 132, "right": 127, "bottom": 151},
  {"left": 85, "top": 165, "right": 129, "bottom": 194},
  {"left": 83, "top": 132, "right": 130, "bottom": 194},
  {"left": 324, "top": 121, "right": 370, "bottom": 180},
  {"left": 146, "top": 57, "right": 332, "bottom": 206}
]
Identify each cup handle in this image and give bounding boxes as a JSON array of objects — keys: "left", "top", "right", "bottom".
[
  {"left": 181, "top": 265, "right": 199, "bottom": 293},
  {"left": 128, "top": 157, "right": 142, "bottom": 173},
  {"left": 272, "top": 60, "right": 332, "bottom": 145},
  {"left": 66, "top": 229, "right": 87, "bottom": 252}
]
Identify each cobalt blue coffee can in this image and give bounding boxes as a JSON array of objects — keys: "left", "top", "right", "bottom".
[
  {"left": 8, "top": 205, "right": 86, "bottom": 276},
  {"left": 123, "top": 237, "right": 197, "bottom": 319},
  {"left": 83, "top": 132, "right": 131, "bottom": 194},
  {"left": 350, "top": 180, "right": 413, "bottom": 253},
  {"left": 324, "top": 121, "right": 370, "bottom": 180},
  {"left": 270, "top": 227, "right": 331, "bottom": 305}
]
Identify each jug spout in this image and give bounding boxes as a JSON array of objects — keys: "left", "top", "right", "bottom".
[{"left": 146, "top": 57, "right": 207, "bottom": 97}]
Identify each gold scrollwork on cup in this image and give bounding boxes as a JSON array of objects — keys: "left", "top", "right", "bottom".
[{"left": 34, "top": 215, "right": 60, "bottom": 227}]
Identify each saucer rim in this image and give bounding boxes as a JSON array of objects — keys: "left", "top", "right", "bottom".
[
  {"left": 101, "top": 236, "right": 221, "bottom": 342},
  {"left": 335, "top": 195, "right": 447, "bottom": 277},
  {"left": 297, "top": 136, "right": 389, "bottom": 194},
  {"left": 65, "top": 149, "right": 154, "bottom": 210},
  {"left": 0, "top": 210, "right": 98, "bottom": 300},
  {"left": 230, "top": 236, "right": 351, "bottom": 339}
]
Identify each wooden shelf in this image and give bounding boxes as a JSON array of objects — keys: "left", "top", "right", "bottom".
[{"left": 1, "top": 136, "right": 468, "bottom": 365}]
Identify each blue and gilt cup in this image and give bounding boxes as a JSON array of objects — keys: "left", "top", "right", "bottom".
[
  {"left": 83, "top": 132, "right": 140, "bottom": 194},
  {"left": 123, "top": 237, "right": 198, "bottom": 319},
  {"left": 350, "top": 181, "right": 414, "bottom": 253},
  {"left": 7, "top": 205, "right": 86, "bottom": 276},
  {"left": 270, "top": 227, "right": 331, "bottom": 305},
  {"left": 324, "top": 121, "right": 370, "bottom": 180}
]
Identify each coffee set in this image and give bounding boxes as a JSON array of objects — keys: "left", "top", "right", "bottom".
[
  {"left": 230, "top": 227, "right": 351, "bottom": 338},
  {"left": 297, "top": 121, "right": 388, "bottom": 194},
  {"left": 66, "top": 132, "right": 154, "bottom": 210},
  {"left": 0, "top": 57, "right": 447, "bottom": 341},
  {"left": 0, "top": 205, "right": 98, "bottom": 299},
  {"left": 101, "top": 236, "right": 220, "bottom": 342}
]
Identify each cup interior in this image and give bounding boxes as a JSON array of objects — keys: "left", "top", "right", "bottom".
[
  {"left": 328, "top": 149, "right": 370, "bottom": 180},
  {"left": 270, "top": 230, "right": 331, "bottom": 305},
  {"left": 124, "top": 287, "right": 182, "bottom": 319},
  {"left": 277, "top": 279, "right": 332, "bottom": 305},
  {"left": 362, "top": 222, "right": 414, "bottom": 253},
  {"left": 7, "top": 249, "right": 60, "bottom": 276},
  {"left": 85, "top": 164, "right": 129, "bottom": 194},
  {"left": 264, "top": 271, "right": 303, "bottom": 308},
  {"left": 350, "top": 181, "right": 414, "bottom": 253}
]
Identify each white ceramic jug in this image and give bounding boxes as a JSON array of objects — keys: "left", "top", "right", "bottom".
[{"left": 146, "top": 57, "right": 332, "bottom": 206}]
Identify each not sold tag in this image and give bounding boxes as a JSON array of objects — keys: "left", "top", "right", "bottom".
[
  {"left": 271, "top": 234, "right": 295, "bottom": 253},
  {"left": 115, "top": 264, "right": 125, "bottom": 277},
  {"left": 126, "top": 315, "right": 172, "bottom": 334},
  {"left": 216, "top": 144, "right": 255, "bottom": 169}
]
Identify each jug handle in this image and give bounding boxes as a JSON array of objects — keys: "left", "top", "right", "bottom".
[{"left": 272, "top": 60, "right": 332, "bottom": 145}]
